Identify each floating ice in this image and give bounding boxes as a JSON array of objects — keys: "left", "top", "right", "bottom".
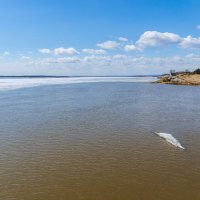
[
  {"left": 0, "top": 77, "right": 157, "bottom": 91},
  {"left": 153, "top": 132, "right": 185, "bottom": 149}
]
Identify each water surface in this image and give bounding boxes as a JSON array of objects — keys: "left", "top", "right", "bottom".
[{"left": 0, "top": 78, "right": 200, "bottom": 200}]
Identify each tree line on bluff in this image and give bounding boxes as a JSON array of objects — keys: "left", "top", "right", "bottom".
[
  {"left": 169, "top": 68, "right": 200, "bottom": 75},
  {"left": 193, "top": 68, "right": 200, "bottom": 74}
]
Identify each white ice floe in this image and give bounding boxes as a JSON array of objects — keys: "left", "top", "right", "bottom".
[
  {"left": 153, "top": 132, "right": 185, "bottom": 149},
  {"left": 0, "top": 77, "right": 157, "bottom": 91}
]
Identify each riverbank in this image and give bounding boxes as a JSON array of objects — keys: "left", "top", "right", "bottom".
[{"left": 155, "top": 74, "right": 200, "bottom": 86}]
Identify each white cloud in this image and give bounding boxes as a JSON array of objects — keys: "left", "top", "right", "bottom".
[
  {"left": 21, "top": 56, "right": 31, "bottom": 60},
  {"left": 2, "top": 51, "right": 10, "bottom": 56},
  {"left": 136, "top": 31, "right": 182, "bottom": 48},
  {"left": 39, "top": 47, "right": 79, "bottom": 55},
  {"left": 39, "top": 48, "right": 52, "bottom": 54},
  {"left": 4, "top": 29, "right": 200, "bottom": 75},
  {"left": 97, "top": 41, "right": 119, "bottom": 49},
  {"left": 186, "top": 53, "right": 199, "bottom": 58},
  {"left": 185, "top": 54, "right": 200, "bottom": 62},
  {"left": 81, "top": 54, "right": 198, "bottom": 74},
  {"left": 113, "top": 54, "right": 127, "bottom": 60},
  {"left": 56, "top": 57, "right": 80, "bottom": 63},
  {"left": 39, "top": 58, "right": 54, "bottom": 64},
  {"left": 180, "top": 35, "right": 200, "bottom": 49},
  {"left": 40, "top": 57, "right": 80, "bottom": 64},
  {"left": 118, "top": 37, "right": 128, "bottom": 42},
  {"left": 82, "top": 48, "right": 106, "bottom": 54},
  {"left": 54, "top": 47, "right": 79, "bottom": 55},
  {"left": 83, "top": 55, "right": 99, "bottom": 62},
  {"left": 196, "top": 25, "right": 200, "bottom": 30},
  {"left": 124, "top": 44, "right": 140, "bottom": 51},
  {"left": 83, "top": 55, "right": 111, "bottom": 63}
]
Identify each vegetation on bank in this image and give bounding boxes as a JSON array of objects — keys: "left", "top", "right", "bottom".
[{"left": 193, "top": 68, "right": 200, "bottom": 74}]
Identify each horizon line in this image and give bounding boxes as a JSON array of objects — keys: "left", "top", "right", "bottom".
[{"left": 0, "top": 75, "right": 160, "bottom": 78}]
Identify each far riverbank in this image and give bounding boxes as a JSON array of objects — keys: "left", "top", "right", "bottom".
[{"left": 155, "top": 73, "right": 200, "bottom": 86}]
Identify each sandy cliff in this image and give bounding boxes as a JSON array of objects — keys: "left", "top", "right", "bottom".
[{"left": 155, "top": 74, "right": 200, "bottom": 86}]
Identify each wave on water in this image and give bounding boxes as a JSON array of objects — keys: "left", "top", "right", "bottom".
[
  {"left": 0, "top": 77, "right": 156, "bottom": 91},
  {"left": 153, "top": 132, "right": 185, "bottom": 149}
]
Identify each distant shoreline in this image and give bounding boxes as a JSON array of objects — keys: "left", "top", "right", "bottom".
[{"left": 0, "top": 75, "right": 159, "bottom": 78}]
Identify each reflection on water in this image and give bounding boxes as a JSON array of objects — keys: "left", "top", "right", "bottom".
[{"left": 0, "top": 82, "right": 200, "bottom": 200}]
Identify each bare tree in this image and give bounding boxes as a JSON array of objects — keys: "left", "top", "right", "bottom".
[{"left": 170, "top": 69, "right": 175, "bottom": 75}]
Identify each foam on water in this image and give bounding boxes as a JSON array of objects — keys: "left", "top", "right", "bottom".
[
  {"left": 0, "top": 77, "right": 156, "bottom": 91},
  {"left": 153, "top": 132, "right": 185, "bottom": 149}
]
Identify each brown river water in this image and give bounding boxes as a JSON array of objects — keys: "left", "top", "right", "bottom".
[{"left": 0, "top": 79, "right": 200, "bottom": 200}]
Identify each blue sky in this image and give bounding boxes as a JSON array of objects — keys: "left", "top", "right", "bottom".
[{"left": 0, "top": 0, "right": 200, "bottom": 75}]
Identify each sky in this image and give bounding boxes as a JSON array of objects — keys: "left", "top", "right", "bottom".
[{"left": 0, "top": 0, "right": 200, "bottom": 75}]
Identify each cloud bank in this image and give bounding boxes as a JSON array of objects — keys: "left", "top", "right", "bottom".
[{"left": 2, "top": 29, "right": 200, "bottom": 75}]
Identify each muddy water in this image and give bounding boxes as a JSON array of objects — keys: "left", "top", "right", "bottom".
[{"left": 0, "top": 81, "right": 200, "bottom": 200}]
